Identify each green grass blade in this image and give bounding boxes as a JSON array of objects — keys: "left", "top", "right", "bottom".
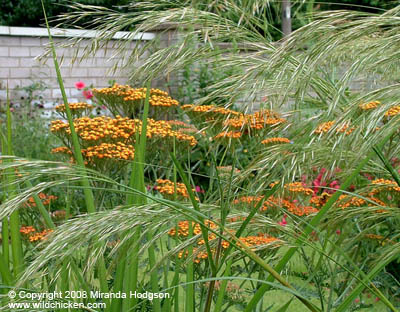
[
  {"left": 41, "top": 0, "right": 95, "bottom": 214},
  {"left": 244, "top": 129, "right": 400, "bottom": 312},
  {"left": 123, "top": 81, "right": 151, "bottom": 311},
  {"left": 5, "top": 85, "right": 24, "bottom": 279}
]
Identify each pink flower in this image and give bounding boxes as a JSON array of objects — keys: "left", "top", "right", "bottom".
[
  {"left": 336, "top": 229, "right": 341, "bottom": 235},
  {"left": 278, "top": 215, "right": 287, "bottom": 226},
  {"left": 375, "top": 297, "right": 380, "bottom": 302},
  {"left": 83, "top": 90, "right": 93, "bottom": 99},
  {"left": 354, "top": 298, "right": 360, "bottom": 304},
  {"left": 195, "top": 186, "right": 205, "bottom": 193},
  {"left": 75, "top": 81, "right": 86, "bottom": 90}
]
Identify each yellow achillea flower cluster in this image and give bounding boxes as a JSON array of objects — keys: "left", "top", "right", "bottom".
[
  {"left": 214, "top": 131, "right": 242, "bottom": 140},
  {"left": 336, "top": 123, "right": 356, "bottom": 135},
  {"left": 168, "top": 220, "right": 217, "bottom": 237},
  {"left": 359, "top": 101, "right": 380, "bottom": 111},
  {"left": 93, "top": 84, "right": 178, "bottom": 111},
  {"left": 82, "top": 143, "right": 134, "bottom": 161},
  {"left": 261, "top": 137, "right": 291, "bottom": 145},
  {"left": 224, "top": 110, "right": 286, "bottom": 131},
  {"left": 337, "top": 195, "right": 366, "bottom": 209},
  {"left": 55, "top": 102, "right": 93, "bottom": 116},
  {"left": 239, "top": 235, "right": 279, "bottom": 248},
  {"left": 20, "top": 226, "right": 53, "bottom": 242},
  {"left": 155, "top": 179, "right": 196, "bottom": 199},
  {"left": 314, "top": 121, "right": 355, "bottom": 135},
  {"left": 384, "top": 105, "right": 400, "bottom": 117},
  {"left": 284, "top": 182, "right": 314, "bottom": 196},
  {"left": 24, "top": 193, "right": 58, "bottom": 208},
  {"left": 370, "top": 178, "right": 400, "bottom": 194},
  {"left": 170, "top": 220, "right": 279, "bottom": 263},
  {"left": 314, "top": 121, "right": 335, "bottom": 134},
  {"left": 233, "top": 195, "right": 283, "bottom": 211},
  {"left": 51, "top": 147, "right": 72, "bottom": 155},
  {"left": 309, "top": 192, "right": 331, "bottom": 207},
  {"left": 181, "top": 104, "right": 241, "bottom": 118},
  {"left": 283, "top": 200, "right": 319, "bottom": 216},
  {"left": 51, "top": 116, "right": 197, "bottom": 147}
]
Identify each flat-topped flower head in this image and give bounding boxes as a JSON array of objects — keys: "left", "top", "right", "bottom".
[{"left": 359, "top": 101, "right": 380, "bottom": 111}]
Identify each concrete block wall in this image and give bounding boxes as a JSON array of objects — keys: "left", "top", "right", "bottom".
[{"left": 0, "top": 26, "right": 156, "bottom": 106}]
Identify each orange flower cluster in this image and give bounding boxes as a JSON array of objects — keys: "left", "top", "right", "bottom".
[
  {"left": 214, "top": 131, "right": 242, "bottom": 140},
  {"left": 314, "top": 121, "right": 355, "bottom": 135},
  {"left": 93, "top": 84, "right": 178, "bottom": 108},
  {"left": 155, "top": 179, "right": 197, "bottom": 199},
  {"left": 20, "top": 226, "right": 36, "bottom": 235},
  {"left": 239, "top": 234, "right": 279, "bottom": 248},
  {"left": 55, "top": 102, "right": 93, "bottom": 112},
  {"left": 168, "top": 220, "right": 217, "bottom": 237},
  {"left": 51, "top": 147, "right": 72, "bottom": 155},
  {"left": 178, "top": 248, "right": 209, "bottom": 263},
  {"left": 370, "top": 178, "right": 400, "bottom": 194},
  {"left": 336, "top": 123, "right": 355, "bottom": 135},
  {"left": 181, "top": 104, "right": 241, "bottom": 118},
  {"left": 309, "top": 192, "right": 331, "bottom": 207},
  {"left": 384, "top": 105, "right": 400, "bottom": 117},
  {"left": 282, "top": 200, "right": 318, "bottom": 216},
  {"left": 51, "top": 116, "right": 198, "bottom": 147},
  {"left": 24, "top": 193, "right": 57, "bottom": 208},
  {"left": 224, "top": 110, "right": 286, "bottom": 131},
  {"left": 284, "top": 182, "right": 314, "bottom": 196},
  {"left": 29, "top": 229, "right": 53, "bottom": 242},
  {"left": 20, "top": 226, "right": 53, "bottom": 242},
  {"left": 233, "top": 195, "right": 270, "bottom": 211},
  {"left": 261, "top": 137, "right": 291, "bottom": 145},
  {"left": 359, "top": 101, "right": 380, "bottom": 111},
  {"left": 314, "top": 121, "right": 335, "bottom": 134},
  {"left": 81, "top": 143, "right": 134, "bottom": 161},
  {"left": 337, "top": 195, "right": 366, "bottom": 209}
]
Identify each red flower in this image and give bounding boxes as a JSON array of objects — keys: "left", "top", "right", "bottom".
[
  {"left": 75, "top": 81, "right": 86, "bottom": 90},
  {"left": 83, "top": 90, "right": 93, "bottom": 99}
]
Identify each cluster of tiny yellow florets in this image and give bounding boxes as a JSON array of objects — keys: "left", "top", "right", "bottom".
[
  {"left": 168, "top": 220, "right": 217, "bottom": 237},
  {"left": 82, "top": 143, "right": 135, "bottom": 161},
  {"left": 51, "top": 146, "right": 73, "bottom": 155},
  {"left": 261, "top": 137, "right": 291, "bottom": 145},
  {"left": 384, "top": 105, "right": 400, "bottom": 117},
  {"left": 20, "top": 226, "right": 53, "bottom": 242},
  {"left": 314, "top": 121, "right": 355, "bottom": 135},
  {"left": 369, "top": 178, "right": 400, "bottom": 194},
  {"left": 359, "top": 101, "right": 380, "bottom": 111},
  {"left": 93, "top": 84, "right": 178, "bottom": 108},
  {"left": 224, "top": 110, "right": 286, "bottom": 131},
  {"left": 314, "top": 121, "right": 335, "bottom": 134},
  {"left": 23, "top": 193, "right": 58, "bottom": 208},
  {"left": 169, "top": 220, "right": 280, "bottom": 263},
  {"left": 181, "top": 104, "right": 241, "bottom": 118},
  {"left": 284, "top": 182, "right": 314, "bottom": 196},
  {"left": 55, "top": 102, "right": 94, "bottom": 112},
  {"left": 154, "top": 179, "right": 196, "bottom": 198},
  {"left": 214, "top": 131, "right": 242, "bottom": 140},
  {"left": 51, "top": 116, "right": 197, "bottom": 147}
]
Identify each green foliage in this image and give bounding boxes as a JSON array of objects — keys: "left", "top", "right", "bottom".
[{"left": 0, "top": 0, "right": 130, "bottom": 28}]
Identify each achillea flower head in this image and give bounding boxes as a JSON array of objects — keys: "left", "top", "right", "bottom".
[
  {"left": 384, "top": 105, "right": 400, "bottom": 117},
  {"left": 359, "top": 101, "right": 380, "bottom": 111},
  {"left": 261, "top": 137, "right": 291, "bottom": 145}
]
